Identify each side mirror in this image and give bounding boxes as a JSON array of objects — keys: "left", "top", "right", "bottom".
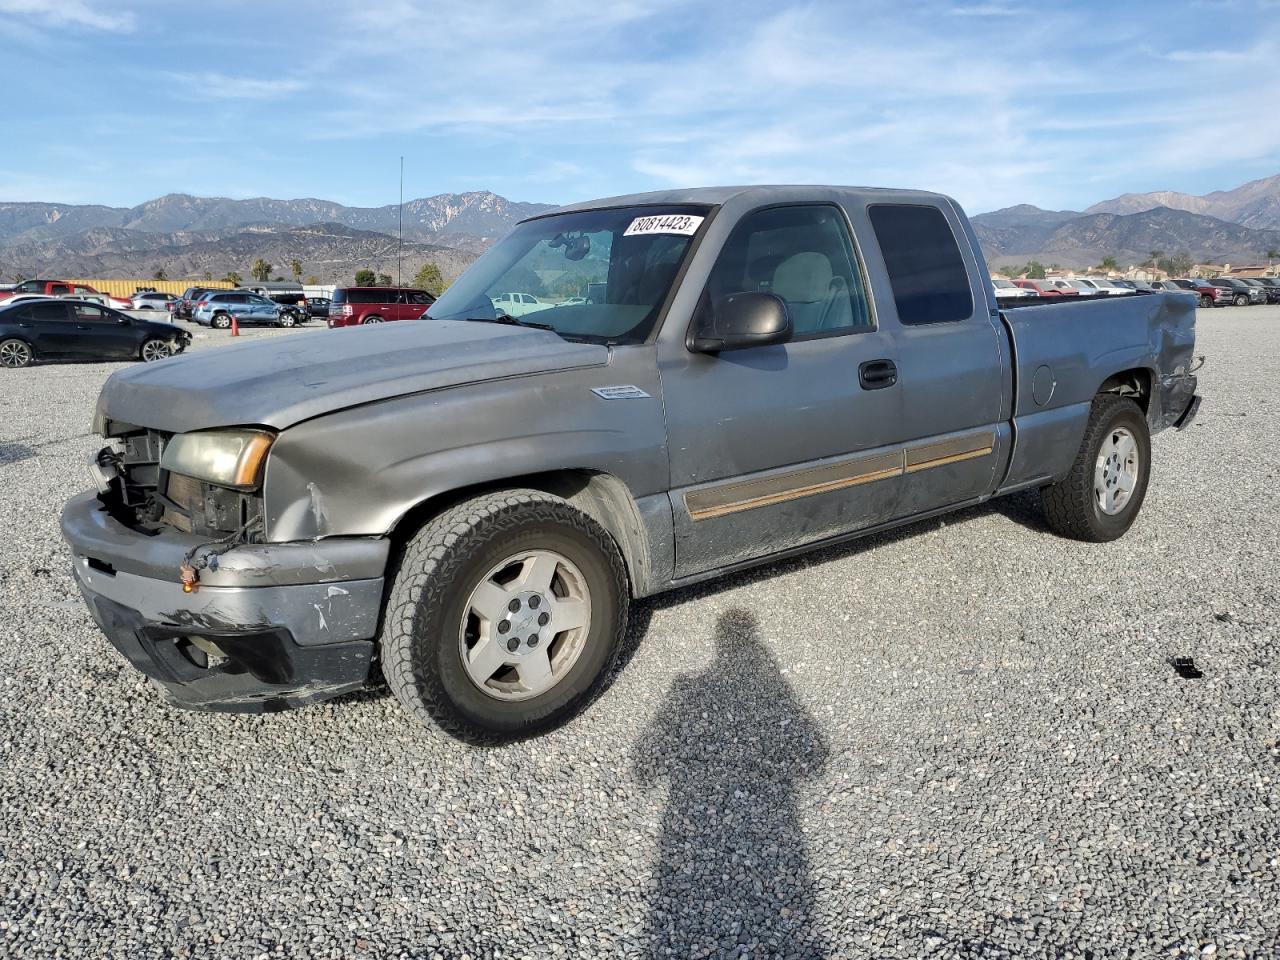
[{"left": 689, "top": 292, "right": 792, "bottom": 353}]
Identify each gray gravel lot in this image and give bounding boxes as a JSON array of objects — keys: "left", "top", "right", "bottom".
[{"left": 1, "top": 311, "right": 1277, "bottom": 959}]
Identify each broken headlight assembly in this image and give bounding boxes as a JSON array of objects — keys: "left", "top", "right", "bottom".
[{"left": 160, "top": 429, "right": 275, "bottom": 489}]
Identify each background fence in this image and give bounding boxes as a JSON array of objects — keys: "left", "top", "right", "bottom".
[{"left": 66, "top": 278, "right": 235, "bottom": 298}]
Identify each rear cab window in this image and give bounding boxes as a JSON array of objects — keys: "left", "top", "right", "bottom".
[{"left": 868, "top": 204, "right": 973, "bottom": 325}]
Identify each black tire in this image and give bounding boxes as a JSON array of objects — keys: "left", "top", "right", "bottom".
[
  {"left": 1235, "top": 294, "right": 1248, "bottom": 307},
  {"left": 277, "top": 312, "right": 296, "bottom": 328},
  {"left": 362, "top": 315, "right": 383, "bottom": 325},
  {"left": 1041, "top": 395, "right": 1151, "bottom": 542},
  {"left": 380, "top": 489, "right": 629, "bottom": 741},
  {"left": 1200, "top": 294, "right": 1213, "bottom": 308},
  {"left": 0, "top": 337, "right": 34, "bottom": 368},
  {"left": 211, "top": 313, "right": 232, "bottom": 330}
]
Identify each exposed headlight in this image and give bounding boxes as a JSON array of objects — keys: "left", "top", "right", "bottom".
[{"left": 161, "top": 429, "right": 275, "bottom": 488}]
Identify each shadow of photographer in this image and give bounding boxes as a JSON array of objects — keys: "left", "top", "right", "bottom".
[{"left": 635, "top": 609, "right": 831, "bottom": 958}]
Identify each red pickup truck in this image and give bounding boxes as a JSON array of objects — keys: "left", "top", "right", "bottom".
[{"left": 0, "top": 279, "right": 131, "bottom": 309}]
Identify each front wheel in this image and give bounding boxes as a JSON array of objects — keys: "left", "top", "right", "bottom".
[
  {"left": 140, "top": 338, "right": 172, "bottom": 362},
  {"left": 277, "top": 312, "right": 296, "bottom": 328},
  {"left": 0, "top": 338, "right": 33, "bottom": 368},
  {"left": 1235, "top": 294, "right": 1248, "bottom": 306},
  {"left": 1200, "top": 294, "right": 1213, "bottom": 308},
  {"left": 1040, "top": 395, "right": 1151, "bottom": 542},
  {"left": 380, "top": 489, "right": 629, "bottom": 741}
]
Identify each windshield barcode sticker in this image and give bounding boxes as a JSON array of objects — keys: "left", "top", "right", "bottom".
[{"left": 623, "top": 214, "right": 704, "bottom": 237}]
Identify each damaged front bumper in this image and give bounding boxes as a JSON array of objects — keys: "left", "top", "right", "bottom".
[{"left": 61, "top": 491, "right": 389, "bottom": 713}]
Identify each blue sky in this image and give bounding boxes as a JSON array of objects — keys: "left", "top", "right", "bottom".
[{"left": 1, "top": 0, "right": 1277, "bottom": 214}]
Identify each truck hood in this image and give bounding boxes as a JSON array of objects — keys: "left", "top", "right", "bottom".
[{"left": 97, "top": 320, "right": 610, "bottom": 433}]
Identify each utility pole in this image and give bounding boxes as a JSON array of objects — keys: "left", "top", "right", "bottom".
[{"left": 397, "top": 156, "right": 404, "bottom": 288}]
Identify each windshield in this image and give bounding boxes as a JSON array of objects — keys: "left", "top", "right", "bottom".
[{"left": 427, "top": 204, "right": 710, "bottom": 344}]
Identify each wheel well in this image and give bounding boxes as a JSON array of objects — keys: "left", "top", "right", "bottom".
[
  {"left": 388, "top": 470, "right": 652, "bottom": 595},
  {"left": 1097, "top": 368, "right": 1151, "bottom": 414}
]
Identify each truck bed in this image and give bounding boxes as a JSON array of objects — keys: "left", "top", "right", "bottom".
[{"left": 995, "top": 291, "right": 1199, "bottom": 493}]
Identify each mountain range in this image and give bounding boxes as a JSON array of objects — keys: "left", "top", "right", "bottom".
[
  {"left": 3, "top": 175, "right": 1280, "bottom": 279},
  {"left": 0, "top": 191, "right": 555, "bottom": 283},
  {"left": 972, "top": 174, "right": 1280, "bottom": 268}
]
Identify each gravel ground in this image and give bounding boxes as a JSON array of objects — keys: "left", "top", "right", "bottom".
[{"left": 0, "top": 311, "right": 1277, "bottom": 959}]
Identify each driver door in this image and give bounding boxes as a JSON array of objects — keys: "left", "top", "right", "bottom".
[
  {"left": 67, "top": 302, "right": 137, "bottom": 358},
  {"left": 661, "top": 203, "right": 905, "bottom": 578}
]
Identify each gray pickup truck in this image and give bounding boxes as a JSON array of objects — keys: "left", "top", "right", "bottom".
[{"left": 61, "top": 186, "right": 1201, "bottom": 739}]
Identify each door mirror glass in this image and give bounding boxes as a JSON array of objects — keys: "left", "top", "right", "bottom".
[{"left": 690, "top": 292, "right": 792, "bottom": 353}]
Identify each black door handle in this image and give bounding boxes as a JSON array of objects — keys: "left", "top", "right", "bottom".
[{"left": 859, "top": 359, "right": 898, "bottom": 390}]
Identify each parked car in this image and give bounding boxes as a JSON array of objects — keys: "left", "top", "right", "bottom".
[
  {"left": 991, "top": 279, "right": 1035, "bottom": 298},
  {"left": 326, "top": 287, "right": 435, "bottom": 327},
  {"left": 131, "top": 292, "right": 178, "bottom": 312},
  {"left": 492, "top": 292, "right": 552, "bottom": 317},
  {"left": 559, "top": 296, "right": 589, "bottom": 306},
  {"left": 1067, "top": 278, "right": 1132, "bottom": 296},
  {"left": 0, "top": 298, "right": 190, "bottom": 367},
  {"left": 61, "top": 184, "right": 1201, "bottom": 739},
  {"left": 1205, "top": 277, "right": 1264, "bottom": 306},
  {"left": 249, "top": 290, "right": 311, "bottom": 324},
  {"left": 1240, "top": 278, "right": 1280, "bottom": 304},
  {"left": 174, "top": 287, "right": 217, "bottom": 322},
  {"left": 1159, "top": 279, "right": 1229, "bottom": 307},
  {"left": 1012, "top": 279, "right": 1068, "bottom": 297},
  {"left": 1251, "top": 277, "right": 1280, "bottom": 302},
  {"left": 0, "top": 279, "right": 131, "bottom": 309},
  {"left": 192, "top": 292, "right": 294, "bottom": 329},
  {"left": 304, "top": 296, "right": 331, "bottom": 319}
]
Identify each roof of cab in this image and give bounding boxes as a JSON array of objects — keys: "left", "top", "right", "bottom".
[{"left": 536, "top": 184, "right": 954, "bottom": 219}]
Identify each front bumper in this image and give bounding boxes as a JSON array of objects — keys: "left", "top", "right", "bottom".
[{"left": 61, "top": 491, "right": 389, "bottom": 713}]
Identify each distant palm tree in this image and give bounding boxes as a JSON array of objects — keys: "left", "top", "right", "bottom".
[
  {"left": 290, "top": 258, "right": 303, "bottom": 280},
  {"left": 251, "top": 259, "right": 272, "bottom": 282},
  {"left": 222, "top": 271, "right": 243, "bottom": 286}
]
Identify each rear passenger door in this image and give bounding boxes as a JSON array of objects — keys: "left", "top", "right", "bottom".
[
  {"left": 861, "top": 202, "right": 1007, "bottom": 516},
  {"left": 7, "top": 302, "right": 71, "bottom": 356}
]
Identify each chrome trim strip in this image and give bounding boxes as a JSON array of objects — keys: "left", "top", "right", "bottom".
[
  {"left": 904, "top": 433, "right": 995, "bottom": 473},
  {"left": 684, "top": 430, "right": 996, "bottom": 522}
]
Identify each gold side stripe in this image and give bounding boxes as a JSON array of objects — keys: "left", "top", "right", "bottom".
[
  {"left": 904, "top": 445, "right": 994, "bottom": 474},
  {"left": 685, "top": 431, "right": 996, "bottom": 522},
  {"left": 687, "top": 465, "right": 902, "bottom": 521}
]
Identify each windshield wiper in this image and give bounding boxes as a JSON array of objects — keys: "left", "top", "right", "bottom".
[{"left": 462, "top": 313, "right": 556, "bottom": 332}]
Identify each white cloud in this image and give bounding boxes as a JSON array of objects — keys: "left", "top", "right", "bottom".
[
  {"left": 167, "top": 71, "right": 308, "bottom": 101},
  {"left": 949, "top": 3, "right": 1021, "bottom": 15},
  {"left": 0, "top": 0, "right": 134, "bottom": 31}
]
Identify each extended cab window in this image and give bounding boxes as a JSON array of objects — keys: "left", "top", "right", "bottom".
[
  {"left": 868, "top": 204, "right": 973, "bottom": 325},
  {"left": 704, "top": 205, "right": 872, "bottom": 337}
]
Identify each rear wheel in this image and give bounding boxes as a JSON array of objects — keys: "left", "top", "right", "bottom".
[
  {"left": 1235, "top": 294, "right": 1248, "bottom": 306},
  {"left": 140, "top": 338, "right": 172, "bottom": 362},
  {"left": 211, "top": 313, "right": 232, "bottom": 330},
  {"left": 1200, "top": 294, "right": 1213, "bottom": 308},
  {"left": 0, "top": 338, "right": 33, "bottom": 368},
  {"left": 362, "top": 315, "right": 383, "bottom": 325},
  {"left": 1041, "top": 395, "right": 1150, "bottom": 542},
  {"left": 380, "top": 489, "right": 629, "bottom": 741}
]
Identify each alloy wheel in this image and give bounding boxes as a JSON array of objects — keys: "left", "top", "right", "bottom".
[{"left": 457, "top": 549, "right": 592, "bottom": 701}]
